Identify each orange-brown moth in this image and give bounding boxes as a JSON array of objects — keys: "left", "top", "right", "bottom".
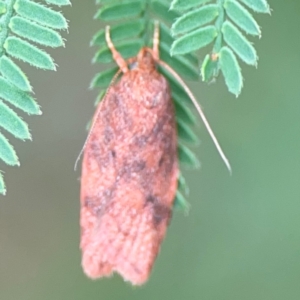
[{"left": 80, "top": 22, "right": 230, "bottom": 285}]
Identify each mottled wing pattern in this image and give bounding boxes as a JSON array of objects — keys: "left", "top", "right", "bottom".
[{"left": 80, "top": 60, "right": 178, "bottom": 285}]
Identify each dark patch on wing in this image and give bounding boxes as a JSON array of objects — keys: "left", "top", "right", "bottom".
[
  {"left": 158, "top": 156, "right": 164, "bottom": 167},
  {"left": 152, "top": 118, "right": 165, "bottom": 137},
  {"left": 132, "top": 112, "right": 170, "bottom": 147},
  {"left": 131, "top": 160, "right": 146, "bottom": 172},
  {"left": 84, "top": 196, "right": 102, "bottom": 214},
  {"left": 88, "top": 138, "right": 102, "bottom": 162},
  {"left": 88, "top": 139, "right": 111, "bottom": 170},
  {"left": 110, "top": 149, "right": 116, "bottom": 158},
  {"left": 104, "top": 126, "right": 113, "bottom": 143},
  {"left": 145, "top": 195, "right": 172, "bottom": 226},
  {"left": 119, "top": 159, "right": 146, "bottom": 182},
  {"left": 152, "top": 202, "right": 171, "bottom": 226},
  {"left": 146, "top": 194, "right": 157, "bottom": 203},
  {"left": 84, "top": 186, "right": 116, "bottom": 215}
]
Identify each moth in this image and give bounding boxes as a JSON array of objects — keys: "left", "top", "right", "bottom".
[{"left": 80, "top": 22, "right": 230, "bottom": 285}]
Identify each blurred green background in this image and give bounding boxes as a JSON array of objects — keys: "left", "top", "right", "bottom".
[{"left": 1, "top": 1, "right": 300, "bottom": 299}]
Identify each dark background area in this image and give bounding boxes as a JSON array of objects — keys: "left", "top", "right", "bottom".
[{"left": 1, "top": 1, "right": 300, "bottom": 299}]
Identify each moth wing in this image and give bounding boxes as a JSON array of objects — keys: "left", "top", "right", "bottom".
[{"left": 80, "top": 70, "right": 178, "bottom": 285}]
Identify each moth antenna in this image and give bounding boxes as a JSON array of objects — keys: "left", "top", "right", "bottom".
[
  {"left": 157, "top": 60, "right": 232, "bottom": 173},
  {"left": 105, "top": 25, "right": 129, "bottom": 73},
  {"left": 152, "top": 20, "right": 160, "bottom": 60},
  {"left": 74, "top": 70, "right": 122, "bottom": 171}
]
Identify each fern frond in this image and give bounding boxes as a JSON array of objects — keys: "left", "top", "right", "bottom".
[
  {"left": 0, "top": 0, "right": 70, "bottom": 195},
  {"left": 91, "top": 0, "right": 202, "bottom": 209},
  {"left": 170, "top": 0, "right": 270, "bottom": 96}
]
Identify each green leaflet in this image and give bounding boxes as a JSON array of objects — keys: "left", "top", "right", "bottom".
[
  {"left": 224, "top": 0, "right": 261, "bottom": 36},
  {"left": 94, "top": 90, "right": 106, "bottom": 107},
  {"left": 90, "top": 66, "right": 119, "bottom": 89},
  {"left": 170, "top": 0, "right": 211, "bottom": 11},
  {"left": 0, "top": 1, "right": 6, "bottom": 14},
  {"left": 160, "top": 43, "right": 199, "bottom": 80},
  {"left": 93, "top": 39, "right": 143, "bottom": 64},
  {"left": 171, "top": 25, "right": 217, "bottom": 55},
  {"left": 0, "top": 173, "right": 5, "bottom": 195},
  {"left": 95, "top": 1, "right": 145, "bottom": 21},
  {"left": 0, "top": 132, "right": 19, "bottom": 166},
  {"left": 0, "top": 56, "right": 32, "bottom": 92},
  {"left": 173, "top": 190, "right": 190, "bottom": 212},
  {"left": 174, "top": 172, "right": 190, "bottom": 212},
  {"left": 239, "top": 0, "right": 270, "bottom": 13},
  {"left": 171, "top": 86, "right": 191, "bottom": 105},
  {"left": 178, "top": 172, "right": 189, "bottom": 195},
  {"left": 4, "top": 36, "right": 56, "bottom": 70},
  {"left": 150, "top": 0, "right": 179, "bottom": 24},
  {"left": 14, "top": 0, "right": 68, "bottom": 30},
  {"left": 159, "top": 22, "right": 174, "bottom": 47},
  {"left": 173, "top": 95, "right": 197, "bottom": 126},
  {"left": 44, "top": 0, "right": 71, "bottom": 6},
  {"left": 158, "top": 65, "right": 192, "bottom": 104},
  {"left": 157, "top": 64, "right": 198, "bottom": 127},
  {"left": 222, "top": 21, "right": 257, "bottom": 65},
  {"left": 10, "top": 16, "right": 64, "bottom": 48},
  {"left": 0, "top": 100, "right": 31, "bottom": 140},
  {"left": 95, "top": 0, "right": 112, "bottom": 3},
  {"left": 219, "top": 46, "right": 243, "bottom": 96},
  {"left": 0, "top": 76, "right": 41, "bottom": 115},
  {"left": 91, "top": 20, "right": 145, "bottom": 46},
  {"left": 178, "top": 142, "right": 200, "bottom": 168},
  {"left": 201, "top": 53, "right": 220, "bottom": 82},
  {"left": 157, "top": 22, "right": 199, "bottom": 67},
  {"left": 172, "top": 4, "right": 219, "bottom": 35},
  {"left": 177, "top": 117, "right": 200, "bottom": 145}
]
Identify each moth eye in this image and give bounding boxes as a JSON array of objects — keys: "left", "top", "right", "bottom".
[{"left": 129, "top": 61, "right": 138, "bottom": 70}]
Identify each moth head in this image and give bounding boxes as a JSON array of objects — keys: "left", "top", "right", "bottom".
[{"left": 135, "top": 48, "right": 156, "bottom": 71}]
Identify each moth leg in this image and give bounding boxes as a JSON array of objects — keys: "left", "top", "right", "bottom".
[
  {"left": 105, "top": 26, "right": 129, "bottom": 73},
  {"left": 152, "top": 21, "right": 160, "bottom": 61}
]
